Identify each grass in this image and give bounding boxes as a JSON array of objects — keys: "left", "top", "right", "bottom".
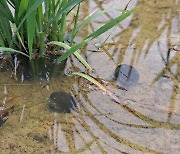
[
  {"left": 0, "top": 0, "right": 85, "bottom": 59},
  {"left": 0, "top": 0, "right": 135, "bottom": 73}
]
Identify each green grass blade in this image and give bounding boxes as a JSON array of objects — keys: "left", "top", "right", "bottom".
[
  {"left": 37, "top": 5, "right": 45, "bottom": 55},
  {"left": 70, "top": 3, "right": 80, "bottom": 46},
  {"left": 74, "top": 9, "right": 120, "bottom": 37},
  {"left": 86, "top": 8, "right": 135, "bottom": 39},
  {"left": 27, "top": 0, "right": 37, "bottom": 59},
  {"left": 0, "top": 33, "right": 5, "bottom": 47},
  {"left": 0, "top": 15, "right": 12, "bottom": 44},
  {"left": 18, "top": 0, "right": 28, "bottom": 20},
  {"left": 44, "top": 0, "right": 85, "bottom": 30},
  {"left": 17, "top": 0, "right": 44, "bottom": 31},
  {"left": 0, "top": 47, "right": 30, "bottom": 58},
  {"left": 0, "top": 1, "right": 14, "bottom": 22},
  {"left": 59, "top": 0, "right": 68, "bottom": 42},
  {"left": 48, "top": 40, "right": 92, "bottom": 70},
  {"left": 12, "top": 23, "right": 27, "bottom": 52},
  {"left": 9, "top": 0, "right": 44, "bottom": 48},
  {"left": 48, "top": 41, "right": 71, "bottom": 50},
  {"left": 72, "top": 72, "right": 107, "bottom": 92},
  {"left": 57, "top": 38, "right": 90, "bottom": 63},
  {"left": 73, "top": 51, "right": 92, "bottom": 70}
]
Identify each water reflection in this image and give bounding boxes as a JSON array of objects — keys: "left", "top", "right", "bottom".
[{"left": 0, "top": 0, "right": 180, "bottom": 153}]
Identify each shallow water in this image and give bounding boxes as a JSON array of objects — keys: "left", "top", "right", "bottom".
[{"left": 0, "top": 0, "right": 180, "bottom": 153}]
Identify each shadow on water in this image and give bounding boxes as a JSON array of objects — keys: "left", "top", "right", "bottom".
[{"left": 0, "top": 0, "right": 180, "bottom": 153}]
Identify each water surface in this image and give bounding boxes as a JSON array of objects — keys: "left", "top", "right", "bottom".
[{"left": 0, "top": 0, "right": 180, "bottom": 153}]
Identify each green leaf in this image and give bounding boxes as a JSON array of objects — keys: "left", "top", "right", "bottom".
[
  {"left": 0, "top": 15, "right": 12, "bottom": 44},
  {"left": 27, "top": 0, "right": 37, "bottom": 59},
  {"left": 0, "top": 33, "right": 5, "bottom": 47},
  {"left": 0, "top": 1, "right": 14, "bottom": 22},
  {"left": 0, "top": 47, "right": 30, "bottom": 58},
  {"left": 86, "top": 8, "right": 135, "bottom": 39},
  {"left": 18, "top": 0, "right": 28, "bottom": 20},
  {"left": 44, "top": 0, "right": 85, "bottom": 30},
  {"left": 17, "top": 0, "right": 44, "bottom": 31},
  {"left": 48, "top": 40, "right": 92, "bottom": 70},
  {"left": 73, "top": 51, "right": 92, "bottom": 70},
  {"left": 72, "top": 72, "right": 107, "bottom": 92},
  {"left": 12, "top": 23, "right": 27, "bottom": 52},
  {"left": 48, "top": 41, "right": 71, "bottom": 50},
  {"left": 74, "top": 9, "right": 120, "bottom": 37},
  {"left": 56, "top": 38, "right": 91, "bottom": 63}
]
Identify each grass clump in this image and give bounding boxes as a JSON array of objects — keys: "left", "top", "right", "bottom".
[{"left": 0, "top": 0, "right": 135, "bottom": 76}]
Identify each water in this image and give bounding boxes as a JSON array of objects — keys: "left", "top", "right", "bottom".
[{"left": 0, "top": 0, "right": 180, "bottom": 153}]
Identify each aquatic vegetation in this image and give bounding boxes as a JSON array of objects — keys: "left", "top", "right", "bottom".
[
  {"left": 0, "top": 0, "right": 135, "bottom": 78},
  {"left": 2, "top": 1, "right": 180, "bottom": 153}
]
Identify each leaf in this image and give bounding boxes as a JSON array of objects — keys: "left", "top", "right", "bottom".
[
  {"left": 27, "top": 0, "right": 37, "bottom": 59},
  {"left": 74, "top": 9, "right": 120, "bottom": 37},
  {"left": 17, "top": 0, "right": 44, "bottom": 31},
  {"left": 0, "top": 47, "right": 30, "bottom": 58},
  {"left": 0, "top": 1, "right": 14, "bottom": 22},
  {"left": 86, "top": 8, "right": 135, "bottom": 39},
  {"left": 48, "top": 40, "right": 92, "bottom": 70},
  {"left": 18, "top": 0, "right": 28, "bottom": 20},
  {"left": 48, "top": 41, "right": 71, "bottom": 50},
  {"left": 44, "top": 0, "right": 85, "bottom": 30},
  {"left": 56, "top": 38, "right": 91, "bottom": 63},
  {"left": 72, "top": 72, "right": 107, "bottom": 92}
]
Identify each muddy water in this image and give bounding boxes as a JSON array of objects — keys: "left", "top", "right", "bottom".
[{"left": 0, "top": 0, "right": 180, "bottom": 153}]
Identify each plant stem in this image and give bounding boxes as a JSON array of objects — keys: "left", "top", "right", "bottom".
[{"left": 59, "top": 0, "right": 68, "bottom": 42}]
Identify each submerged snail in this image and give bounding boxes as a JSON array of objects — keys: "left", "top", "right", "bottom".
[
  {"left": 114, "top": 64, "right": 139, "bottom": 89},
  {"left": 47, "top": 91, "right": 77, "bottom": 113}
]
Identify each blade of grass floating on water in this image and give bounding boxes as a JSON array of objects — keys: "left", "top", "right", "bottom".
[
  {"left": 48, "top": 41, "right": 92, "bottom": 70},
  {"left": 95, "top": 26, "right": 116, "bottom": 49},
  {"left": 27, "top": 0, "right": 37, "bottom": 59},
  {"left": 0, "top": 47, "right": 30, "bottom": 58},
  {"left": 44, "top": 0, "right": 85, "bottom": 30},
  {"left": 72, "top": 72, "right": 127, "bottom": 106},
  {"left": 86, "top": 8, "right": 135, "bottom": 40},
  {"left": 72, "top": 72, "right": 107, "bottom": 92},
  {"left": 73, "top": 52, "right": 92, "bottom": 70}
]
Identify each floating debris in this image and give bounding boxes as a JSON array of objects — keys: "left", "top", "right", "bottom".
[
  {"left": 4, "top": 85, "right": 7, "bottom": 95},
  {"left": 19, "top": 104, "right": 26, "bottom": 123},
  {"left": 47, "top": 91, "right": 77, "bottom": 113},
  {"left": 114, "top": 64, "right": 139, "bottom": 89}
]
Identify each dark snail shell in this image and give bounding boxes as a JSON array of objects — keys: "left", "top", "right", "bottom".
[
  {"left": 114, "top": 64, "right": 139, "bottom": 89},
  {"left": 47, "top": 91, "right": 76, "bottom": 113}
]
